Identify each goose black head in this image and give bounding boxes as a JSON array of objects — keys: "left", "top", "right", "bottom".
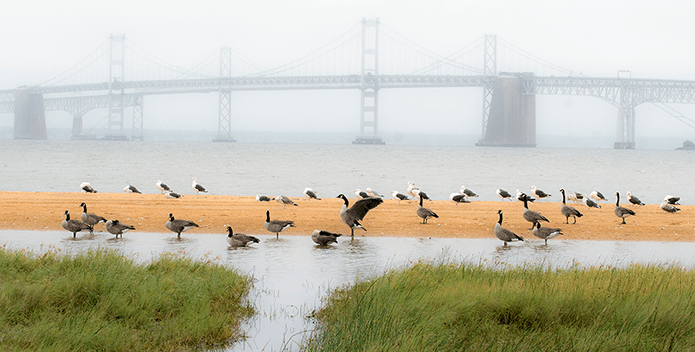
[
  {"left": 168, "top": 213, "right": 175, "bottom": 220},
  {"left": 226, "top": 226, "right": 233, "bottom": 236}
]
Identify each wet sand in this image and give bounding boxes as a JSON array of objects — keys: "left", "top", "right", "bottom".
[{"left": 0, "top": 191, "right": 692, "bottom": 242}]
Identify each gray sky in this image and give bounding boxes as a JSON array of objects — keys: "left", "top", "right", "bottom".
[{"left": 2, "top": 0, "right": 695, "bottom": 142}]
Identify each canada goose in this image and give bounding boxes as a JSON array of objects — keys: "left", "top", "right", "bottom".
[
  {"left": 304, "top": 187, "right": 321, "bottom": 200},
  {"left": 407, "top": 182, "right": 419, "bottom": 197},
  {"left": 62, "top": 210, "right": 91, "bottom": 237},
  {"left": 461, "top": 186, "right": 478, "bottom": 198},
  {"left": 264, "top": 210, "right": 295, "bottom": 238},
  {"left": 567, "top": 192, "right": 584, "bottom": 203},
  {"left": 276, "top": 195, "right": 298, "bottom": 209},
  {"left": 311, "top": 230, "right": 342, "bottom": 246},
  {"left": 165, "top": 213, "right": 199, "bottom": 238},
  {"left": 664, "top": 195, "right": 681, "bottom": 205},
  {"left": 256, "top": 194, "right": 274, "bottom": 202},
  {"left": 521, "top": 194, "right": 549, "bottom": 229},
  {"left": 391, "top": 190, "right": 409, "bottom": 205},
  {"left": 660, "top": 200, "right": 680, "bottom": 213},
  {"left": 590, "top": 191, "right": 607, "bottom": 202},
  {"left": 559, "top": 189, "right": 583, "bottom": 224},
  {"left": 416, "top": 195, "right": 439, "bottom": 224},
  {"left": 79, "top": 202, "right": 106, "bottom": 233},
  {"left": 530, "top": 186, "right": 550, "bottom": 201},
  {"left": 494, "top": 210, "right": 524, "bottom": 246},
  {"left": 354, "top": 189, "right": 370, "bottom": 199},
  {"left": 533, "top": 223, "right": 563, "bottom": 245},
  {"left": 105, "top": 219, "right": 135, "bottom": 238},
  {"left": 626, "top": 191, "right": 645, "bottom": 206},
  {"left": 191, "top": 178, "right": 207, "bottom": 194},
  {"left": 226, "top": 226, "right": 260, "bottom": 247},
  {"left": 614, "top": 192, "right": 636, "bottom": 224},
  {"left": 496, "top": 188, "right": 512, "bottom": 201},
  {"left": 156, "top": 180, "right": 171, "bottom": 193},
  {"left": 450, "top": 192, "right": 470, "bottom": 206},
  {"left": 165, "top": 191, "right": 182, "bottom": 199},
  {"left": 582, "top": 197, "right": 601, "bottom": 209},
  {"left": 80, "top": 182, "right": 97, "bottom": 193},
  {"left": 516, "top": 189, "right": 535, "bottom": 202},
  {"left": 123, "top": 184, "right": 141, "bottom": 194},
  {"left": 337, "top": 193, "right": 383, "bottom": 237},
  {"left": 366, "top": 188, "right": 384, "bottom": 198},
  {"left": 412, "top": 189, "right": 431, "bottom": 201}
]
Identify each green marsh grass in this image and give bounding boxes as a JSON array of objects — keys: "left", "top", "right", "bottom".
[
  {"left": 306, "top": 262, "right": 695, "bottom": 351},
  {"left": 0, "top": 246, "right": 254, "bottom": 351}
]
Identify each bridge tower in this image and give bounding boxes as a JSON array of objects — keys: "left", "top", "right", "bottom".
[
  {"left": 214, "top": 47, "right": 236, "bottom": 142},
  {"left": 106, "top": 34, "right": 127, "bottom": 140},
  {"left": 481, "top": 34, "right": 497, "bottom": 137},
  {"left": 131, "top": 95, "right": 144, "bottom": 141},
  {"left": 614, "top": 77, "right": 636, "bottom": 149},
  {"left": 353, "top": 17, "right": 384, "bottom": 145},
  {"left": 13, "top": 89, "right": 47, "bottom": 139}
]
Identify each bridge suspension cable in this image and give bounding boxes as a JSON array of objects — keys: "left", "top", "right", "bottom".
[
  {"left": 651, "top": 102, "right": 695, "bottom": 130},
  {"left": 125, "top": 39, "right": 218, "bottom": 80},
  {"left": 496, "top": 37, "right": 585, "bottom": 76},
  {"left": 38, "top": 38, "right": 111, "bottom": 87}
]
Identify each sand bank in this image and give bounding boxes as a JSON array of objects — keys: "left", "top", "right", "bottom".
[{"left": 0, "top": 192, "right": 692, "bottom": 242}]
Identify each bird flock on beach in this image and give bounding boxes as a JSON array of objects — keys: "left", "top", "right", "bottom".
[{"left": 66, "top": 180, "right": 683, "bottom": 247}]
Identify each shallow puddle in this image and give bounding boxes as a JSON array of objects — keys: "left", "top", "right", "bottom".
[{"left": 1, "top": 230, "right": 694, "bottom": 351}]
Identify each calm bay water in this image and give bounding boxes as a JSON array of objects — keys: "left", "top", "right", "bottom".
[
  {"left": 0, "top": 140, "right": 692, "bottom": 204},
  {"left": 1, "top": 140, "right": 694, "bottom": 351}
]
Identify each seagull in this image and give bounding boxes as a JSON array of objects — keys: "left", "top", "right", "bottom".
[
  {"left": 391, "top": 190, "right": 410, "bottom": 205},
  {"left": 226, "top": 226, "right": 260, "bottom": 247},
  {"left": 62, "top": 210, "right": 91, "bottom": 238},
  {"left": 80, "top": 182, "right": 97, "bottom": 193},
  {"left": 412, "top": 189, "right": 431, "bottom": 201},
  {"left": 559, "top": 189, "right": 583, "bottom": 224},
  {"left": 582, "top": 197, "right": 601, "bottom": 209},
  {"left": 660, "top": 199, "right": 680, "bottom": 213},
  {"left": 614, "top": 192, "right": 636, "bottom": 224},
  {"left": 354, "top": 189, "right": 370, "bottom": 199},
  {"left": 533, "top": 223, "right": 564, "bottom": 245},
  {"left": 276, "top": 195, "right": 298, "bottom": 209},
  {"left": 123, "top": 184, "right": 141, "bottom": 194},
  {"left": 165, "top": 213, "right": 199, "bottom": 238},
  {"left": 337, "top": 193, "right": 383, "bottom": 237},
  {"left": 530, "top": 186, "right": 551, "bottom": 201},
  {"left": 191, "top": 177, "right": 208, "bottom": 195},
  {"left": 416, "top": 195, "right": 439, "bottom": 224},
  {"left": 407, "top": 182, "right": 419, "bottom": 198},
  {"left": 165, "top": 191, "right": 182, "bottom": 199},
  {"left": 516, "top": 189, "right": 535, "bottom": 202},
  {"left": 156, "top": 180, "right": 171, "bottom": 193},
  {"left": 311, "top": 230, "right": 342, "bottom": 246},
  {"left": 496, "top": 188, "right": 512, "bottom": 201},
  {"left": 590, "top": 191, "right": 607, "bottom": 202},
  {"left": 304, "top": 187, "right": 321, "bottom": 200},
  {"left": 79, "top": 202, "right": 106, "bottom": 233},
  {"left": 366, "top": 188, "right": 384, "bottom": 198},
  {"left": 256, "top": 194, "right": 274, "bottom": 202},
  {"left": 521, "top": 194, "right": 549, "bottom": 229},
  {"left": 461, "top": 185, "right": 478, "bottom": 198},
  {"left": 567, "top": 192, "right": 584, "bottom": 203},
  {"left": 664, "top": 195, "right": 681, "bottom": 205},
  {"left": 450, "top": 192, "right": 470, "bottom": 206},
  {"left": 626, "top": 191, "right": 645, "bottom": 206},
  {"left": 264, "top": 210, "right": 295, "bottom": 238},
  {"left": 105, "top": 219, "right": 135, "bottom": 238},
  {"left": 494, "top": 210, "right": 524, "bottom": 246}
]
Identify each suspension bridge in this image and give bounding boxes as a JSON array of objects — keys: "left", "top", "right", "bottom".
[{"left": 2, "top": 18, "right": 695, "bottom": 148}]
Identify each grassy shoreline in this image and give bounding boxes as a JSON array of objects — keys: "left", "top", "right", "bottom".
[
  {"left": 0, "top": 247, "right": 254, "bottom": 351},
  {"left": 305, "top": 262, "right": 695, "bottom": 351}
]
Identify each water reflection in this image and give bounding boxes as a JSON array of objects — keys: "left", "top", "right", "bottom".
[{"left": 2, "top": 230, "right": 695, "bottom": 351}]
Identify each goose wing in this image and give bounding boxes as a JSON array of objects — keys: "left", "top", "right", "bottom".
[{"left": 347, "top": 197, "right": 383, "bottom": 220}]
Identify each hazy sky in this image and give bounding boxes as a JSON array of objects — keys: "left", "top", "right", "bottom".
[{"left": 2, "top": 0, "right": 695, "bottom": 142}]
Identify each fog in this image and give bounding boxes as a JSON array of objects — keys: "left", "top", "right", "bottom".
[{"left": 1, "top": 0, "right": 694, "bottom": 147}]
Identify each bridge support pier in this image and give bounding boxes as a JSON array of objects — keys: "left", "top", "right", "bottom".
[
  {"left": 614, "top": 106, "right": 635, "bottom": 149},
  {"left": 13, "top": 90, "right": 47, "bottom": 139},
  {"left": 72, "top": 116, "right": 83, "bottom": 136},
  {"left": 476, "top": 75, "right": 536, "bottom": 147}
]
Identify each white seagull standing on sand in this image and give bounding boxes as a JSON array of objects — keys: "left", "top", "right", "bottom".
[
  {"left": 496, "top": 188, "right": 512, "bottom": 201},
  {"left": 391, "top": 190, "right": 410, "bottom": 205},
  {"left": 191, "top": 178, "right": 207, "bottom": 195},
  {"left": 407, "top": 182, "right": 419, "bottom": 198},
  {"left": 590, "top": 191, "right": 607, "bottom": 202},
  {"left": 80, "top": 182, "right": 97, "bottom": 193},
  {"left": 165, "top": 191, "right": 182, "bottom": 199},
  {"left": 124, "top": 184, "right": 141, "bottom": 194},
  {"left": 354, "top": 189, "right": 370, "bottom": 199},
  {"left": 366, "top": 188, "right": 384, "bottom": 198},
  {"left": 304, "top": 187, "right": 321, "bottom": 200},
  {"left": 156, "top": 180, "right": 171, "bottom": 193},
  {"left": 276, "top": 195, "right": 298, "bottom": 209},
  {"left": 530, "top": 186, "right": 551, "bottom": 201},
  {"left": 256, "top": 194, "right": 274, "bottom": 202}
]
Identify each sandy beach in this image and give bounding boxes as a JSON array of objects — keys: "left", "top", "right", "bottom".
[{"left": 0, "top": 191, "right": 692, "bottom": 242}]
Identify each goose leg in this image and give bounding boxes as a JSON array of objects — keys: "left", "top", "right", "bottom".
[
  {"left": 573, "top": 217, "right": 577, "bottom": 224},
  {"left": 622, "top": 218, "right": 626, "bottom": 225}
]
